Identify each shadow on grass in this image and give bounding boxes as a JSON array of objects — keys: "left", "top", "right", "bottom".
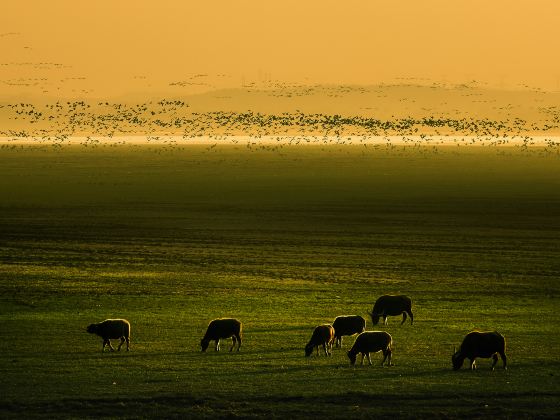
[{"left": 2, "top": 390, "right": 559, "bottom": 419}]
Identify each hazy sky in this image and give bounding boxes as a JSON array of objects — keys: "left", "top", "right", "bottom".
[{"left": 2, "top": 0, "right": 559, "bottom": 98}]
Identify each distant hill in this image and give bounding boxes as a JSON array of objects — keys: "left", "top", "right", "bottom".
[{"left": 181, "top": 83, "right": 559, "bottom": 125}]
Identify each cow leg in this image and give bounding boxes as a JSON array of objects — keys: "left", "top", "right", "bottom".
[
  {"left": 401, "top": 312, "right": 407, "bottom": 325},
  {"left": 215, "top": 339, "right": 220, "bottom": 351},
  {"left": 105, "top": 339, "right": 115, "bottom": 352},
  {"left": 491, "top": 354, "right": 498, "bottom": 370},
  {"left": 383, "top": 316, "right": 388, "bottom": 325},
  {"left": 386, "top": 349, "right": 393, "bottom": 366},
  {"left": 408, "top": 310, "right": 414, "bottom": 325},
  {"left": 229, "top": 336, "right": 236, "bottom": 352},
  {"left": 117, "top": 337, "right": 125, "bottom": 351},
  {"left": 381, "top": 349, "right": 388, "bottom": 366},
  {"left": 500, "top": 351, "right": 507, "bottom": 369},
  {"left": 126, "top": 336, "right": 130, "bottom": 351},
  {"left": 469, "top": 359, "right": 476, "bottom": 370},
  {"left": 323, "top": 343, "right": 328, "bottom": 356},
  {"left": 366, "top": 353, "right": 372, "bottom": 366},
  {"left": 360, "top": 353, "right": 365, "bottom": 365},
  {"left": 235, "top": 333, "right": 242, "bottom": 351}
]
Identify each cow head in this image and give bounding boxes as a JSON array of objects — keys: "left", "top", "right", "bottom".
[
  {"left": 347, "top": 351, "right": 357, "bottom": 365},
  {"left": 200, "top": 338, "right": 210, "bottom": 352},
  {"left": 304, "top": 343, "right": 314, "bottom": 357},
  {"left": 452, "top": 351, "right": 465, "bottom": 370},
  {"left": 86, "top": 324, "right": 98, "bottom": 334},
  {"left": 368, "top": 311, "right": 380, "bottom": 325}
]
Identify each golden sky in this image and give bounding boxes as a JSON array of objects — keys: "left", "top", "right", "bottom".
[{"left": 1, "top": 0, "right": 559, "bottom": 99}]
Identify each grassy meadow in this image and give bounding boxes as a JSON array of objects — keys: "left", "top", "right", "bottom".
[{"left": 0, "top": 144, "right": 559, "bottom": 418}]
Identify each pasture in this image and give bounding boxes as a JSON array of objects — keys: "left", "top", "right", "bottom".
[{"left": 0, "top": 144, "right": 559, "bottom": 418}]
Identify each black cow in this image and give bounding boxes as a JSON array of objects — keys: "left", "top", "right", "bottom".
[
  {"left": 452, "top": 331, "right": 507, "bottom": 370},
  {"left": 87, "top": 319, "right": 131, "bottom": 352},
  {"left": 305, "top": 324, "right": 335, "bottom": 357},
  {"left": 332, "top": 315, "right": 366, "bottom": 348},
  {"left": 201, "top": 318, "right": 242, "bottom": 352},
  {"left": 369, "top": 295, "right": 413, "bottom": 325},
  {"left": 347, "top": 331, "right": 393, "bottom": 366}
]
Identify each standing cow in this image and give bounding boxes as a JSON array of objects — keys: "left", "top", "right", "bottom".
[
  {"left": 347, "top": 331, "right": 393, "bottom": 366},
  {"left": 201, "top": 318, "right": 242, "bottom": 352},
  {"left": 369, "top": 295, "right": 413, "bottom": 325},
  {"left": 87, "top": 319, "right": 131, "bottom": 352},
  {"left": 332, "top": 315, "right": 366, "bottom": 348},
  {"left": 305, "top": 324, "right": 335, "bottom": 357},
  {"left": 452, "top": 331, "right": 507, "bottom": 371}
]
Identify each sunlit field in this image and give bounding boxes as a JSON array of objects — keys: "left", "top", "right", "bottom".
[{"left": 1, "top": 144, "right": 559, "bottom": 418}]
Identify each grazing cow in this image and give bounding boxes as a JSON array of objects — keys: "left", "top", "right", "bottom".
[
  {"left": 305, "top": 324, "right": 335, "bottom": 357},
  {"left": 452, "top": 331, "right": 507, "bottom": 371},
  {"left": 201, "top": 318, "right": 242, "bottom": 352},
  {"left": 332, "top": 315, "right": 366, "bottom": 348},
  {"left": 347, "top": 331, "right": 393, "bottom": 366},
  {"left": 369, "top": 295, "right": 413, "bottom": 325},
  {"left": 87, "top": 319, "right": 130, "bottom": 352}
]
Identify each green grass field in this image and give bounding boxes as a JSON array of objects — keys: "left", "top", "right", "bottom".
[{"left": 0, "top": 144, "right": 559, "bottom": 418}]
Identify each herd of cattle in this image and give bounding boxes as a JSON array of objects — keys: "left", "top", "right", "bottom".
[{"left": 86, "top": 294, "right": 508, "bottom": 371}]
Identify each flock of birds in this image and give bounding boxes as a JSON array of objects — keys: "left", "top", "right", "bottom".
[{"left": 0, "top": 96, "right": 559, "bottom": 154}]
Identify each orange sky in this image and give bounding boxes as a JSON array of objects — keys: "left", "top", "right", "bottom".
[{"left": 1, "top": 0, "right": 559, "bottom": 99}]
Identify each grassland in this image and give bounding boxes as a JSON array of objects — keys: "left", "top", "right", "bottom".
[{"left": 0, "top": 144, "right": 559, "bottom": 418}]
